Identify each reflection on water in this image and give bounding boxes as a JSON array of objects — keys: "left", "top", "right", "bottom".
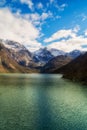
[{"left": 0, "top": 74, "right": 87, "bottom": 130}]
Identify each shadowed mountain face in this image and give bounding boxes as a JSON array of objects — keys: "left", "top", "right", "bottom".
[
  {"left": 41, "top": 55, "right": 72, "bottom": 73},
  {"left": 0, "top": 43, "right": 37, "bottom": 73},
  {"left": 53, "top": 53, "right": 87, "bottom": 83}
]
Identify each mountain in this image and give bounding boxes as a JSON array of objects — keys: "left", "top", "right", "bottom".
[
  {"left": 0, "top": 39, "right": 85, "bottom": 74},
  {"left": 33, "top": 48, "right": 83, "bottom": 66},
  {"left": 33, "top": 48, "right": 83, "bottom": 71},
  {"left": 53, "top": 53, "right": 87, "bottom": 83},
  {"left": 41, "top": 55, "right": 72, "bottom": 73},
  {"left": 2, "top": 39, "right": 27, "bottom": 52},
  {"left": 66, "top": 50, "right": 84, "bottom": 59},
  {"left": 33, "top": 47, "right": 54, "bottom": 65},
  {"left": 48, "top": 48, "right": 65, "bottom": 57},
  {"left": 0, "top": 39, "right": 38, "bottom": 68},
  {"left": 48, "top": 49, "right": 83, "bottom": 59},
  {"left": 0, "top": 43, "right": 37, "bottom": 73}
]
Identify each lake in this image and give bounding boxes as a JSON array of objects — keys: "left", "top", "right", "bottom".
[{"left": 0, "top": 74, "right": 87, "bottom": 130}]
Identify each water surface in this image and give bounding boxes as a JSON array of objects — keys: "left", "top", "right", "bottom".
[{"left": 0, "top": 74, "right": 87, "bottom": 130}]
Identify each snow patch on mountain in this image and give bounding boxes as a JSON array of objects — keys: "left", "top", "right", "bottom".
[
  {"left": 0, "top": 39, "right": 26, "bottom": 52},
  {"left": 48, "top": 48, "right": 66, "bottom": 57}
]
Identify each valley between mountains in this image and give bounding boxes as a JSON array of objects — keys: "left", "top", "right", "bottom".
[{"left": 0, "top": 39, "right": 86, "bottom": 83}]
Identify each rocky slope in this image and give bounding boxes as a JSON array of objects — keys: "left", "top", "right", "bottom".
[
  {"left": 41, "top": 55, "right": 72, "bottom": 73},
  {"left": 53, "top": 53, "right": 87, "bottom": 83},
  {"left": 0, "top": 39, "right": 39, "bottom": 68},
  {"left": 0, "top": 43, "right": 37, "bottom": 73}
]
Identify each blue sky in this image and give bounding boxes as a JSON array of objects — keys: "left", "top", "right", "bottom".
[{"left": 0, "top": 0, "right": 87, "bottom": 52}]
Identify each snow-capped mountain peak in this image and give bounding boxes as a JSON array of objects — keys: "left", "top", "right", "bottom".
[
  {"left": 1, "top": 39, "right": 26, "bottom": 52},
  {"left": 48, "top": 48, "right": 66, "bottom": 57},
  {"left": 33, "top": 47, "right": 54, "bottom": 64}
]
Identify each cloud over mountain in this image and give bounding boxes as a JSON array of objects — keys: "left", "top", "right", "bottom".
[
  {"left": 45, "top": 26, "right": 87, "bottom": 52},
  {"left": 0, "top": 8, "right": 42, "bottom": 51}
]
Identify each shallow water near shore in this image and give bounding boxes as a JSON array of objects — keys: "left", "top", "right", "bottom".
[{"left": 0, "top": 74, "right": 87, "bottom": 130}]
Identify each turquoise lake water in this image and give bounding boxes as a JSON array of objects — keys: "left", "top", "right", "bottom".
[{"left": 0, "top": 74, "right": 87, "bottom": 130}]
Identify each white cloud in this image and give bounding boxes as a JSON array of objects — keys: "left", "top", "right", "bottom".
[
  {"left": 41, "top": 12, "right": 50, "bottom": 20},
  {"left": 44, "top": 29, "right": 77, "bottom": 43},
  {"left": 0, "top": 8, "right": 42, "bottom": 51},
  {"left": 26, "top": 40, "right": 42, "bottom": 51},
  {"left": 55, "top": 3, "right": 67, "bottom": 11},
  {"left": 60, "top": 4, "right": 67, "bottom": 9},
  {"left": 77, "top": 13, "right": 87, "bottom": 22},
  {"left": 47, "top": 36, "right": 87, "bottom": 52},
  {"left": 55, "top": 15, "right": 61, "bottom": 19},
  {"left": 73, "top": 25, "right": 80, "bottom": 33},
  {"left": 81, "top": 14, "right": 87, "bottom": 21},
  {"left": 23, "top": 11, "right": 53, "bottom": 26},
  {"left": 37, "top": 2, "right": 43, "bottom": 9},
  {"left": 26, "top": 13, "right": 40, "bottom": 22},
  {"left": 85, "top": 30, "right": 87, "bottom": 36},
  {"left": 49, "top": 0, "right": 67, "bottom": 11},
  {"left": 42, "top": 11, "right": 53, "bottom": 20},
  {"left": 20, "top": 0, "right": 34, "bottom": 10},
  {"left": 45, "top": 26, "right": 87, "bottom": 52}
]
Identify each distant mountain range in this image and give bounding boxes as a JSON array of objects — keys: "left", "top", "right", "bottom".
[
  {"left": 33, "top": 47, "right": 66, "bottom": 66},
  {"left": 66, "top": 50, "right": 85, "bottom": 59},
  {"left": 33, "top": 47, "right": 83, "bottom": 65},
  {"left": 0, "top": 39, "right": 86, "bottom": 81}
]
